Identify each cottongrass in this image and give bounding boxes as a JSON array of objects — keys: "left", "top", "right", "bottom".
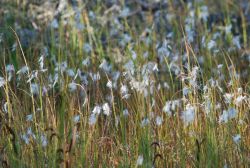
[{"left": 0, "top": 0, "right": 249, "bottom": 167}]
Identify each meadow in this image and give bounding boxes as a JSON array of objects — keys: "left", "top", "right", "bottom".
[{"left": 0, "top": 0, "right": 249, "bottom": 167}]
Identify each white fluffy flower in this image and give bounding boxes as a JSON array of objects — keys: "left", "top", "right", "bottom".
[
  {"left": 83, "top": 43, "right": 92, "bottom": 53},
  {"left": 131, "top": 50, "right": 137, "bottom": 60},
  {"left": 224, "top": 93, "right": 234, "bottom": 104},
  {"left": 120, "top": 84, "right": 130, "bottom": 99},
  {"left": 183, "top": 87, "right": 190, "bottom": 96},
  {"left": 99, "top": 59, "right": 111, "bottom": 72},
  {"left": 0, "top": 77, "right": 6, "bottom": 87},
  {"left": 171, "top": 100, "right": 181, "bottom": 111},
  {"left": 51, "top": 19, "right": 59, "bottom": 28},
  {"left": 232, "top": 134, "right": 241, "bottom": 144},
  {"left": 124, "top": 60, "right": 135, "bottom": 75},
  {"left": 163, "top": 101, "right": 171, "bottom": 116},
  {"left": 67, "top": 69, "right": 75, "bottom": 77},
  {"left": 136, "top": 155, "right": 143, "bottom": 166},
  {"left": 55, "top": 61, "right": 67, "bottom": 72},
  {"left": 199, "top": 6, "right": 209, "bottom": 21},
  {"left": 92, "top": 105, "right": 101, "bottom": 115},
  {"left": 26, "top": 114, "right": 33, "bottom": 121},
  {"left": 73, "top": 115, "right": 80, "bottom": 123},
  {"left": 123, "top": 109, "right": 129, "bottom": 117},
  {"left": 219, "top": 108, "right": 237, "bottom": 123},
  {"left": 82, "top": 57, "right": 90, "bottom": 66},
  {"left": 102, "top": 103, "right": 111, "bottom": 116},
  {"left": 181, "top": 105, "right": 195, "bottom": 126},
  {"left": 27, "top": 71, "right": 38, "bottom": 83},
  {"left": 207, "top": 40, "right": 216, "bottom": 50},
  {"left": 30, "top": 83, "right": 39, "bottom": 95},
  {"left": 41, "top": 135, "right": 48, "bottom": 147},
  {"left": 17, "top": 66, "right": 29, "bottom": 75},
  {"left": 68, "top": 82, "right": 77, "bottom": 92},
  {"left": 233, "top": 36, "right": 241, "bottom": 49},
  {"left": 224, "top": 24, "right": 232, "bottom": 34},
  {"left": 89, "top": 72, "right": 100, "bottom": 82},
  {"left": 38, "top": 55, "right": 45, "bottom": 70},
  {"left": 21, "top": 134, "right": 30, "bottom": 144},
  {"left": 3, "top": 102, "right": 8, "bottom": 113},
  {"left": 234, "top": 95, "right": 246, "bottom": 106},
  {"left": 89, "top": 114, "right": 97, "bottom": 125},
  {"left": 120, "top": 7, "right": 130, "bottom": 17},
  {"left": 120, "top": 84, "right": 128, "bottom": 94},
  {"left": 6, "top": 64, "right": 15, "bottom": 72},
  {"left": 106, "top": 80, "right": 113, "bottom": 89},
  {"left": 156, "top": 116, "right": 163, "bottom": 126}
]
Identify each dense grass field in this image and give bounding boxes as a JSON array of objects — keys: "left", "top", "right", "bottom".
[{"left": 0, "top": 0, "right": 249, "bottom": 167}]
